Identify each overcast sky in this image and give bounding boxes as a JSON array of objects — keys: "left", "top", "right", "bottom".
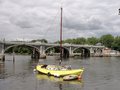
[{"left": 0, "top": 0, "right": 120, "bottom": 42}]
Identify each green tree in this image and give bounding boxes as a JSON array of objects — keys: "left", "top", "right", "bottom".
[
  {"left": 31, "top": 39, "right": 48, "bottom": 43},
  {"left": 87, "top": 37, "right": 99, "bottom": 45},
  {"left": 112, "top": 36, "right": 120, "bottom": 51},
  {"left": 40, "top": 39, "right": 48, "bottom": 43},
  {"left": 65, "top": 39, "right": 73, "bottom": 44},
  {"left": 100, "top": 34, "right": 114, "bottom": 48},
  {"left": 75, "top": 37, "right": 86, "bottom": 44}
]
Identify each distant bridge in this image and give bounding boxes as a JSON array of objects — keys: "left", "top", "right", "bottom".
[{"left": 0, "top": 41, "right": 105, "bottom": 60}]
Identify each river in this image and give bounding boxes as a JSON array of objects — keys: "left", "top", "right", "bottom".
[{"left": 0, "top": 55, "right": 120, "bottom": 90}]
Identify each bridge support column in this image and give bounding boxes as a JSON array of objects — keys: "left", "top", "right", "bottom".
[
  {"left": 90, "top": 47, "right": 95, "bottom": 57},
  {"left": 0, "top": 54, "right": 5, "bottom": 61},
  {"left": 31, "top": 48, "right": 35, "bottom": 59},
  {"left": 39, "top": 46, "right": 46, "bottom": 59},
  {"left": 81, "top": 49, "right": 85, "bottom": 56},
  {"left": 0, "top": 42, "right": 5, "bottom": 61},
  {"left": 31, "top": 48, "right": 39, "bottom": 59},
  {"left": 69, "top": 46, "right": 74, "bottom": 57}
]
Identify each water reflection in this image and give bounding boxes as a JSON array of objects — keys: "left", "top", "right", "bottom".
[
  {"left": 35, "top": 73, "right": 83, "bottom": 90},
  {"left": 36, "top": 73, "right": 83, "bottom": 85},
  {"left": 0, "top": 61, "right": 5, "bottom": 79},
  {"left": 59, "top": 83, "right": 62, "bottom": 90},
  {"left": 0, "top": 55, "right": 39, "bottom": 80}
]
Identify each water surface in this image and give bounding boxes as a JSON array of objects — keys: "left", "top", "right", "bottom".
[{"left": 0, "top": 55, "right": 120, "bottom": 90}]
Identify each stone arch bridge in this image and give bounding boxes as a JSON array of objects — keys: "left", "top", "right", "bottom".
[{"left": 0, "top": 41, "right": 105, "bottom": 60}]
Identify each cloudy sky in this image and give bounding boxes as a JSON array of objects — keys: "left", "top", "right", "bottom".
[{"left": 0, "top": 0, "right": 120, "bottom": 42}]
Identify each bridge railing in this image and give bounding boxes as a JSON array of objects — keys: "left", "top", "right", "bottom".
[{"left": 0, "top": 41, "right": 105, "bottom": 48}]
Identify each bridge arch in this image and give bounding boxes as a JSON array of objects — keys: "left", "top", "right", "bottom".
[
  {"left": 45, "top": 46, "right": 69, "bottom": 58},
  {"left": 4, "top": 44, "right": 40, "bottom": 59},
  {"left": 73, "top": 47, "right": 90, "bottom": 57}
]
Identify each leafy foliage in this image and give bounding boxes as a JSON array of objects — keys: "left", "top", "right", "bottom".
[
  {"left": 112, "top": 36, "right": 120, "bottom": 51},
  {"left": 100, "top": 34, "right": 114, "bottom": 48},
  {"left": 56, "top": 34, "right": 120, "bottom": 51},
  {"left": 31, "top": 39, "right": 48, "bottom": 43},
  {"left": 87, "top": 37, "right": 99, "bottom": 45}
]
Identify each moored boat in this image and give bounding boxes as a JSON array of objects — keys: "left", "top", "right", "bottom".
[
  {"left": 35, "top": 5, "right": 84, "bottom": 78},
  {"left": 36, "top": 64, "right": 84, "bottom": 77},
  {"left": 63, "top": 75, "right": 78, "bottom": 81}
]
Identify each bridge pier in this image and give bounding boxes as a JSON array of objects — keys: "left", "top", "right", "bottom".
[
  {"left": 39, "top": 46, "right": 46, "bottom": 59},
  {"left": 31, "top": 48, "right": 40, "bottom": 59},
  {"left": 0, "top": 54, "right": 5, "bottom": 61},
  {"left": 39, "top": 54, "right": 46, "bottom": 59}
]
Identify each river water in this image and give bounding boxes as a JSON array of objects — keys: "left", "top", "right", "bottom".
[{"left": 0, "top": 55, "right": 120, "bottom": 90}]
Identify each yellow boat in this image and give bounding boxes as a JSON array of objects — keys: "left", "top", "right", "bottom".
[
  {"left": 36, "top": 64, "right": 84, "bottom": 77},
  {"left": 35, "top": 7, "right": 84, "bottom": 78}
]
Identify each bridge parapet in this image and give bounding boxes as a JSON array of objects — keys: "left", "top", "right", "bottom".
[{"left": 0, "top": 41, "right": 104, "bottom": 48}]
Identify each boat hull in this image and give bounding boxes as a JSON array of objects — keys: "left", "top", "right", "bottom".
[
  {"left": 63, "top": 75, "right": 78, "bottom": 81},
  {"left": 36, "top": 65, "right": 84, "bottom": 77}
]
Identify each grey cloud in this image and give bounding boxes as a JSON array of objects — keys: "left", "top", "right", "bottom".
[
  {"left": 9, "top": 10, "right": 47, "bottom": 28},
  {"left": 0, "top": 0, "right": 120, "bottom": 42},
  {"left": 63, "top": 16, "right": 103, "bottom": 31},
  {"left": 12, "top": 20, "right": 34, "bottom": 28}
]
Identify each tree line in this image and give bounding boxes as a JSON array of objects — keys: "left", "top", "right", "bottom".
[{"left": 55, "top": 34, "right": 120, "bottom": 51}]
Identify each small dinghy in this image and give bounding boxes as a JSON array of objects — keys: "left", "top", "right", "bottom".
[{"left": 63, "top": 75, "right": 78, "bottom": 81}]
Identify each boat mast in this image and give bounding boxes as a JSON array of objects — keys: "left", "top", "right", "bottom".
[{"left": 59, "top": 7, "right": 63, "bottom": 65}]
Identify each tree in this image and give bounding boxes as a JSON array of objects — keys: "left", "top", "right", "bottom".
[
  {"left": 75, "top": 37, "right": 86, "bottom": 44},
  {"left": 100, "top": 34, "right": 114, "bottom": 48},
  {"left": 87, "top": 37, "right": 99, "bottom": 45},
  {"left": 40, "top": 39, "right": 48, "bottom": 43},
  {"left": 65, "top": 39, "right": 73, "bottom": 44},
  {"left": 112, "top": 36, "right": 120, "bottom": 51},
  {"left": 31, "top": 39, "right": 48, "bottom": 43}
]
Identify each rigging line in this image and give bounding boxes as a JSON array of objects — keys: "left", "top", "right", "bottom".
[
  {"left": 42, "top": 0, "right": 64, "bottom": 41},
  {"left": 41, "top": 9, "right": 60, "bottom": 40}
]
